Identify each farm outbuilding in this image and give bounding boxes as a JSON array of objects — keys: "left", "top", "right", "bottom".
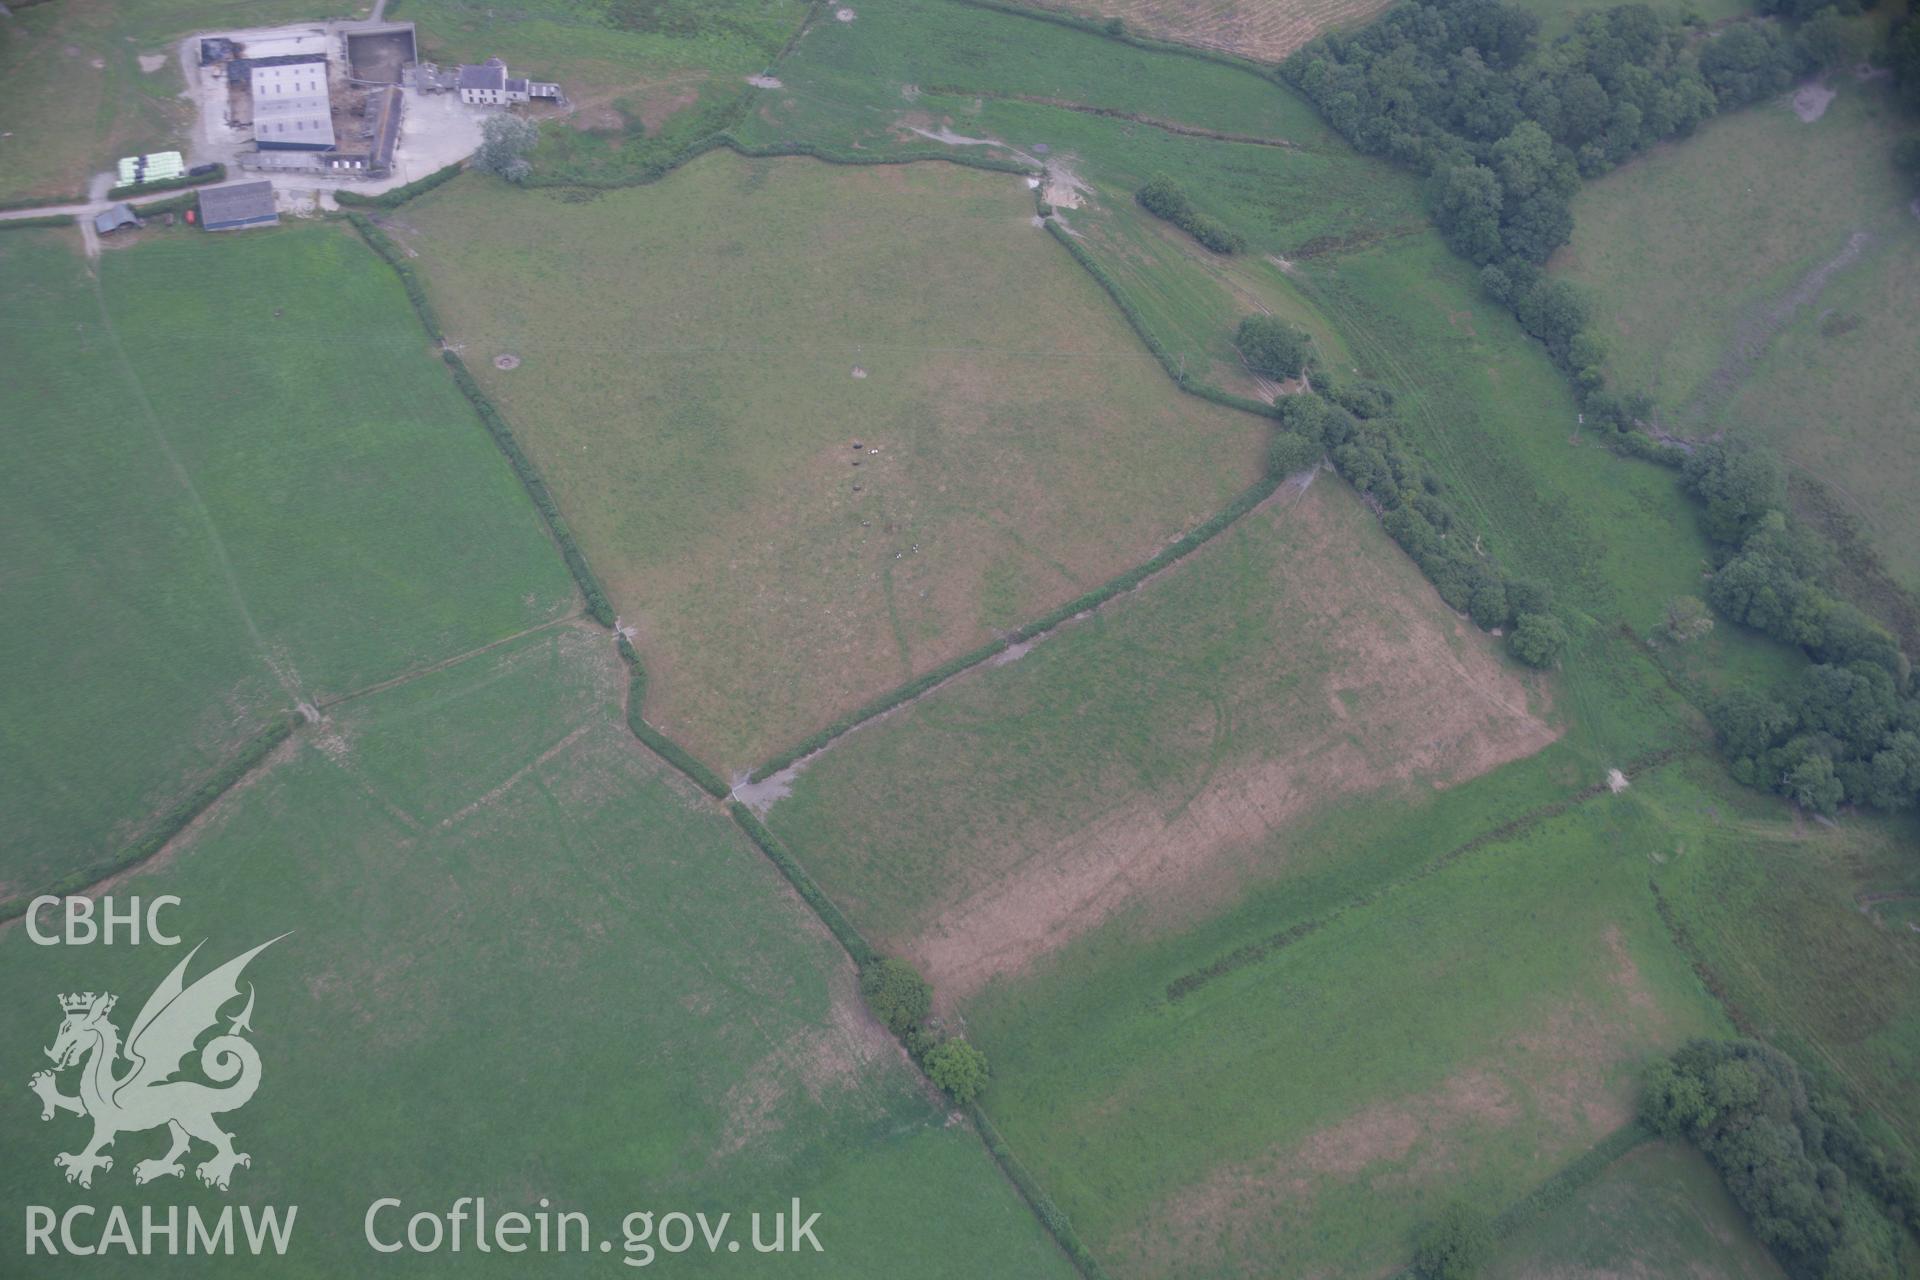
[
  {"left": 93, "top": 204, "right": 140, "bottom": 235},
  {"left": 197, "top": 181, "right": 279, "bottom": 232}
]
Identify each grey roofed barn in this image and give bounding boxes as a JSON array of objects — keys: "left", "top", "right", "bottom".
[
  {"left": 197, "top": 181, "right": 280, "bottom": 231},
  {"left": 93, "top": 204, "right": 141, "bottom": 235},
  {"left": 252, "top": 58, "right": 336, "bottom": 151}
]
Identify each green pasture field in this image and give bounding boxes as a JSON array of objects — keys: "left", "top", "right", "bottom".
[
  {"left": 1486, "top": 1139, "right": 1787, "bottom": 1279},
  {"left": 732, "top": 0, "right": 1423, "bottom": 389},
  {"left": 0, "top": 626, "right": 1076, "bottom": 1277},
  {"left": 738, "top": 0, "right": 1338, "bottom": 144},
  {"left": 1648, "top": 754, "right": 1920, "bottom": 1142},
  {"left": 401, "top": 0, "right": 801, "bottom": 99},
  {"left": 1554, "top": 77, "right": 1920, "bottom": 598},
  {"left": 957, "top": 760, "right": 1734, "bottom": 1278},
  {"left": 401, "top": 151, "right": 1265, "bottom": 773},
  {"left": 0, "top": 225, "right": 573, "bottom": 911},
  {"left": 0, "top": 0, "right": 332, "bottom": 205},
  {"left": 764, "top": 475, "right": 1562, "bottom": 984}
]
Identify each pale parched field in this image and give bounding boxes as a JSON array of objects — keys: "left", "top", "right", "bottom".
[
  {"left": 766, "top": 475, "right": 1558, "bottom": 1001},
  {"left": 1017, "top": 0, "right": 1394, "bottom": 62},
  {"left": 1554, "top": 78, "right": 1920, "bottom": 597},
  {"left": 402, "top": 151, "right": 1266, "bottom": 773}
]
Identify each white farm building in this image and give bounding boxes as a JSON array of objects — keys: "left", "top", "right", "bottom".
[{"left": 454, "top": 58, "right": 559, "bottom": 105}]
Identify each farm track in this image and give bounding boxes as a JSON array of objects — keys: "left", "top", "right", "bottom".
[
  {"left": 87, "top": 276, "right": 308, "bottom": 708},
  {"left": 313, "top": 612, "right": 586, "bottom": 711}
]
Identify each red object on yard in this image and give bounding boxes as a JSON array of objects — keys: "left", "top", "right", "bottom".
[{"left": 185, "top": 209, "right": 196, "bottom": 224}]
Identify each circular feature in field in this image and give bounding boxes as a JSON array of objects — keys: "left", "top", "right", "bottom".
[
  {"left": 494, "top": 353, "right": 521, "bottom": 370},
  {"left": 836, "top": 7, "right": 857, "bottom": 20}
]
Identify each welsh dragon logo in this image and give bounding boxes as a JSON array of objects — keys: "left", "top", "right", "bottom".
[{"left": 29, "top": 936, "right": 287, "bottom": 1191}]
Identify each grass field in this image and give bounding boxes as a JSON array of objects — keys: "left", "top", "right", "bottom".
[
  {"left": 0, "top": 628, "right": 1077, "bottom": 1277},
  {"left": 0, "top": 0, "right": 336, "bottom": 204},
  {"left": 939, "top": 758, "right": 1732, "bottom": 1277},
  {"left": 1486, "top": 1139, "right": 1787, "bottom": 1279},
  {"left": 401, "top": 0, "right": 801, "bottom": 97},
  {"left": 763, "top": 474, "right": 1559, "bottom": 997},
  {"left": 1647, "top": 755, "right": 1920, "bottom": 1143},
  {"left": 402, "top": 152, "right": 1266, "bottom": 772},
  {"left": 0, "top": 225, "right": 574, "bottom": 911},
  {"left": 5, "top": 0, "right": 1911, "bottom": 1272},
  {"left": 1554, "top": 77, "right": 1920, "bottom": 600}
]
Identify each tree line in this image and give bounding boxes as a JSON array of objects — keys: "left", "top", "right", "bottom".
[
  {"left": 1646, "top": 1039, "right": 1919, "bottom": 1279},
  {"left": 1279, "top": 0, "right": 1920, "bottom": 814},
  {"left": 1270, "top": 372, "right": 1569, "bottom": 669},
  {"left": 1284, "top": 0, "right": 1825, "bottom": 453},
  {"left": 1680, "top": 442, "right": 1920, "bottom": 814}
]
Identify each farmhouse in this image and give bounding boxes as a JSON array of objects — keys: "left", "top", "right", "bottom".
[
  {"left": 251, "top": 58, "right": 336, "bottom": 150},
  {"left": 196, "top": 181, "right": 279, "bottom": 232},
  {"left": 453, "top": 58, "right": 560, "bottom": 105}
]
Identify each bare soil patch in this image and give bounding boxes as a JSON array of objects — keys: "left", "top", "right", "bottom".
[
  {"left": 903, "top": 480, "right": 1558, "bottom": 1002},
  {"left": 714, "top": 951, "right": 899, "bottom": 1159},
  {"left": 633, "top": 87, "right": 700, "bottom": 136},
  {"left": 494, "top": 353, "right": 520, "bottom": 370},
  {"left": 1792, "top": 81, "right": 1836, "bottom": 123}
]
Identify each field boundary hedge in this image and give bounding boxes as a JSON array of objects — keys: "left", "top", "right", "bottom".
[
  {"left": 129, "top": 190, "right": 203, "bottom": 217},
  {"left": 617, "top": 636, "right": 729, "bottom": 797},
  {"left": 1383, "top": 1123, "right": 1654, "bottom": 1279},
  {"left": 342, "top": 212, "right": 613, "bottom": 628},
  {"left": 439, "top": 349, "right": 615, "bottom": 627},
  {"left": 1046, "top": 220, "right": 1278, "bottom": 417},
  {"left": 107, "top": 164, "right": 225, "bottom": 201},
  {"left": 334, "top": 160, "right": 464, "bottom": 210},
  {"left": 749, "top": 470, "right": 1288, "bottom": 781},
  {"left": 727, "top": 803, "right": 876, "bottom": 965},
  {"left": 344, "top": 213, "right": 442, "bottom": 340},
  {"left": 0, "top": 213, "right": 79, "bottom": 230},
  {"left": 971, "top": 1104, "right": 1115, "bottom": 1279},
  {"left": 1, "top": 712, "right": 299, "bottom": 923},
  {"left": 342, "top": 215, "right": 746, "bottom": 801},
  {"left": 0, "top": 193, "right": 86, "bottom": 212}
]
